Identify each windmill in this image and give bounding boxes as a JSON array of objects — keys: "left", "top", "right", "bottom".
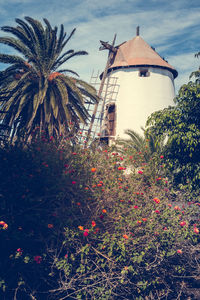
[{"left": 81, "top": 27, "right": 178, "bottom": 145}]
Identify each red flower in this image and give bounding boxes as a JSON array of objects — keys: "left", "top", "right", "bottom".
[
  {"left": 34, "top": 255, "right": 42, "bottom": 264},
  {"left": 156, "top": 177, "right": 162, "bottom": 181},
  {"left": 153, "top": 198, "right": 160, "bottom": 204},
  {"left": 48, "top": 223, "right": 54, "bottom": 228},
  {"left": 0, "top": 221, "right": 8, "bottom": 229},
  {"left": 91, "top": 168, "right": 97, "bottom": 172},
  {"left": 118, "top": 166, "right": 123, "bottom": 170},
  {"left": 138, "top": 170, "right": 143, "bottom": 174},
  {"left": 64, "top": 254, "right": 68, "bottom": 259},
  {"left": 91, "top": 221, "right": 96, "bottom": 227},
  {"left": 123, "top": 234, "right": 129, "bottom": 239},
  {"left": 83, "top": 229, "right": 89, "bottom": 237},
  {"left": 180, "top": 221, "right": 186, "bottom": 227},
  {"left": 155, "top": 210, "right": 160, "bottom": 214},
  {"left": 177, "top": 249, "right": 182, "bottom": 254},
  {"left": 194, "top": 227, "right": 199, "bottom": 234},
  {"left": 160, "top": 155, "right": 164, "bottom": 159},
  {"left": 72, "top": 181, "right": 76, "bottom": 184},
  {"left": 133, "top": 205, "right": 138, "bottom": 209},
  {"left": 94, "top": 227, "right": 100, "bottom": 234}
]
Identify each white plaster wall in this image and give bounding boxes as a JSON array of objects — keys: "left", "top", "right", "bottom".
[{"left": 107, "top": 67, "right": 175, "bottom": 138}]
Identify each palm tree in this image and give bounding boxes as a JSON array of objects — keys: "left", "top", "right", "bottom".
[
  {"left": 0, "top": 17, "right": 99, "bottom": 141},
  {"left": 116, "top": 129, "right": 164, "bottom": 162}
]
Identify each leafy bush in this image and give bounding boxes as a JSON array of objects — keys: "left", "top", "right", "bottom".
[
  {"left": 50, "top": 145, "right": 200, "bottom": 299},
  {"left": 0, "top": 134, "right": 199, "bottom": 299},
  {"left": 146, "top": 80, "right": 200, "bottom": 193}
]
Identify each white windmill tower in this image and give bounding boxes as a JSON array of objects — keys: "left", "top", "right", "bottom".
[{"left": 83, "top": 27, "right": 178, "bottom": 145}]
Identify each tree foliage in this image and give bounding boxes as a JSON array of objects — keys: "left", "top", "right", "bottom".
[
  {"left": 0, "top": 17, "right": 98, "bottom": 141},
  {"left": 0, "top": 136, "right": 199, "bottom": 299},
  {"left": 146, "top": 79, "right": 200, "bottom": 192}
]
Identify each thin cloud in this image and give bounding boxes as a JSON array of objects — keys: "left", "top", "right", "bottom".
[{"left": 0, "top": 0, "right": 199, "bottom": 94}]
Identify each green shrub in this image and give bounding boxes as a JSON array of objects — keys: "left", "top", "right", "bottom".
[{"left": 0, "top": 135, "right": 199, "bottom": 299}]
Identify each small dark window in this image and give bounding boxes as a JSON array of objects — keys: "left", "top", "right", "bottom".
[
  {"left": 139, "top": 69, "right": 150, "bottom": 77},
  {"left": 107, "top": 104, "right": 116, "bottom": 136}
]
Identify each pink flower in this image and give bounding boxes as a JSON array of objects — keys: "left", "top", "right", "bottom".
[
  {"left": 155, "top": 210, "right": 160, "bottom": 214},
  {"left": 64, "top": 254, "right": 68, "bottom": 259},
  {"left": 177, "top": 249, "right": 182, "bottom": 254},
  {"left": 72, "top": 181, "right": 76, "bottom": 184},
  {"left": 17, "top": 248, "right": 23, "bottom": 255},
  {"left": 138, "top": 170, "right": 143, "bottom": 174},
  {"left": 194, "top": 227, "right": 199, "bottom": 234},
  {"left": 160, "top": 155, "right": 164, "bottom": 159},
  {"left": 133, "top": 205, "right": 138, "bottom": 209},
  {"left": 34, "top": 255, "right": 42, "bottom": 264},
  {"left": 83, "top": 229, "right": 89, "bottom": 237}
]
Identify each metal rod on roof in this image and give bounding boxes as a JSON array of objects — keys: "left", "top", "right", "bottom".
[{"left": 136, "top": 26, "right": 140, "bottom": 36}]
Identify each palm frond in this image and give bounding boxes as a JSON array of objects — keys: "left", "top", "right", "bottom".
[
  {"left": 0, "top": 37, "right": 31, "bottom": 58},
  {"left": 57, "top": 69, "right": 79, "bottom": 77},
  {"left": 61, "top": 28, "right": 76, "bottom": 51},
  {"left": 0, "top": 53, "right": 25, "bottom": 64}
]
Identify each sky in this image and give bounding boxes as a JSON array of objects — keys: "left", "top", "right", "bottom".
[{"left": 0, "top": 0, "right": 200, "bottom": 94}]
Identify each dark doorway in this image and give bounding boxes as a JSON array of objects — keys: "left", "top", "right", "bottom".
[{"left": 107, "top": 104, "right": 116, "bottom": 136}]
